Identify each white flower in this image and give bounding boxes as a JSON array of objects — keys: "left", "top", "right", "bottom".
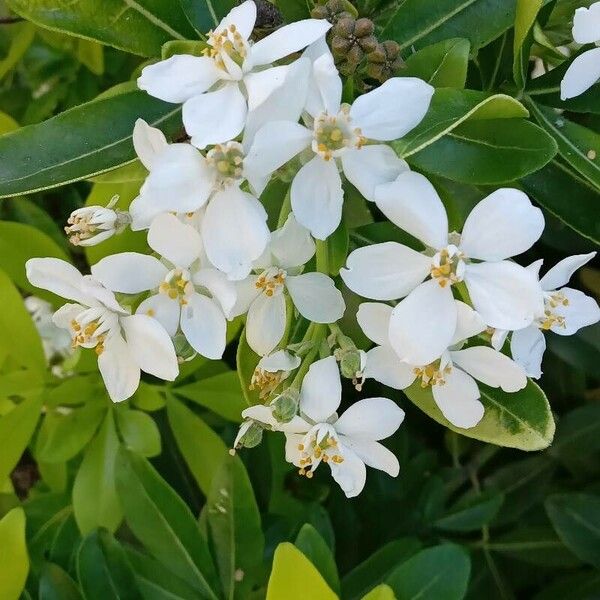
[
  {"left": 231, "top": 215, "right": 345, "bottom": 355},
  {"left": 25, "top": 296, "right": 73, "bottom": 362},
  {"left": 340, "top": 172, "right": 545, "bottom": 366},
  {"left": 137, "top": 1, "right": 331, "bottom": 148},
  {"left": 26, "top": 258, "right": 178, "bottom": 402},
  {"left": 357, "top": 301, "right": 527, "bottom": 429},
  {"left": 129, "top": 119, "right": 270, "bottom": 281},
  {"left": 65, "top": 195, "right": 128, "bottom": 246},
  {"left": 561, "top": 2, "right": 600, "bottom": 100},
  {"left": 250, "top": 349, "right": 301, "bottom": 398},
  {"left": 243, "top": 356, "right": 404, "bottom": 497},
  {"left": 504, "top": 252, "right": 600, "bottom": 378},
  {"left": 91, "top": 213, "right": 236, "bottom": 360},
  {"left": 245, "top": 47, "right": 433, "bottom": 239}
]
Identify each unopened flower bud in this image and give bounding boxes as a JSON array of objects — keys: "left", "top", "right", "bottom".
[
  {"left": 172, "top": 332, "right": 197, "bottom": 363},
  {"left": 366, "top": 40, "right": 405, "bottom": 82},
  {"left": 311, "top": 0, "right": 356, "bottom": 23},
  {"left": 270, "top": 387, "right": 300, "bottom": 423},
  {"left": 231, "top": 420, "right": 264, "bottom": 454},
  {"left": 340, "top": 348, "right": 363, "bottom": 380},
  {"left": 65, "top": 195, "right": 130, "bottom": 246}
]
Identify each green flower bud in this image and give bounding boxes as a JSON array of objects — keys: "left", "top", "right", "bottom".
[
  {"left": 270, "top": 388, "right": 300, "bottom": 423},
  {"left": 233, "top": 421, "right": 264, "bottom": 452},
  {"left": 340, "top": 349, "right": 363, "bottom": 380},
  {"left": 172, "top": 332, "right": 197, "bottom": 363}
]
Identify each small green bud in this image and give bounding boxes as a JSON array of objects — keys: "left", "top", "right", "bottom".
[
  {"left": 270, "top": 388, "right": 300, "bottom": 423},
  {"left": 237, "top": 421, "right": 264, "bottom": 450},
  {"left": 172, "top": 332, "right": 197, "bottom": 363},
  {"left": 339, "top": 349, "right": 363, "bottom": 380}
]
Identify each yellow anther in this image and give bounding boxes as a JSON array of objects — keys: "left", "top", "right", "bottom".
[
  {"left": 306, "top": 471, "right": 314, "bottom": 479},
  {"left": 297, "top": 444, "right": 304, "bottom": 451}
]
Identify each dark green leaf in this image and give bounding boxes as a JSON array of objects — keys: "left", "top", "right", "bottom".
[
  {"left": 513, "top": 0, "right": 544, "bottom": 90},
  {"left": 295, "top": 524, "right": 339, "bottom": 594},
  {"left": 435, "top": 491, "right": 504, "bottom": 532},
  {"left": 39, "top": 563, "right": 83, "bottom": 600},
  {"left": 179, "top": 0, "right": 237, "bottom": 33},
  {"left": 533, "top": 571, "right": 600, "bottom": 600}
]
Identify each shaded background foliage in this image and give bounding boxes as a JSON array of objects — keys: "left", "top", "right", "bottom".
[{"left": 0, "top": 0, "right": 599, "bottom": 599}]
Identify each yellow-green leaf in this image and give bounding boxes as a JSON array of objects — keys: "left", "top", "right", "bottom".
[{"left": 0, "top": 508, "right": 29, "bottom": 600}]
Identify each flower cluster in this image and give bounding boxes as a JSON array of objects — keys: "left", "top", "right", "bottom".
[{"left": 26, "top": 1, "right": 599, "bottom": 497}]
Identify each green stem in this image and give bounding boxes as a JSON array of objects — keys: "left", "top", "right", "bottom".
[
  {"left": 315, "top": 239, "right": 329, "bottom": 275},
  {"left": 290, "top": 324, "right": 327, "bottom": 390},
  {"left": 276, "top": 188, "right": 292, "bottom": 228}
]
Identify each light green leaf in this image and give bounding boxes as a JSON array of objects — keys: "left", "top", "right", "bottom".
[
  {"left": 179, "top": 0, "right": 237, "bottom": 33},
  {"left": 0, "top": 22, "right": 35, "bottom": 80},
  {"left": 434, "top": 491, "right": 504, "bottom": 532},
  {"left": 295, "top": 524, "right": 340, "bottom": 595},
  {"left": 166, "top": 394, "right": 228, "bottom": 494},
  {"left": 161, "top": 39, "right": 206, "bottom": 59},
  {"left": 115, "top": 449, "right": 220, "bottom": 598},
  {"left": 115, "top": 408, "right": 161, "bottom": 457},
  {"left": 266, "top": 542, "right": 338, "bottom": 600},
  {"left": 403, "top": 38, "right": 470, "bottom": 88},
  {"left": 361, "top": 585, "right": 396, "bottom": 600},
  {"left": 0, "top": 90, "right": 182, "bottom": 199},
  {"left": 72, "top": 411, "right": 122, "bottom": 535},
  {"left": 7, "top": 0, "right": 195, "bottom": 57},
  {"left": 131, "top": 382, "right": 165, "bottom": 412},
  {"left": 236, "top": 329, "right": 261, "bottom": 406},
  {"left": 0, "top": 508, "right": 29, "bottom": 600},
  {"left": 0, "top": 111, "right": 19, "bottom": 134},
  {"left": 386, "top": 544, "right": 470, "bottom": 600},
  {"left": 545, "top": 493, "right": 600, "bottom": 568},
  {"left": 39, "top": 562, "right": 83, "bottom": 600},
  {"left": 77, "top": 39, "right": 104, "bottom": 75},
  {"left": 513, "top": 0, "right": 543, "bottom": 90},
  {"left": 403, "top": 379, "right": 555, "bottom": 450}
]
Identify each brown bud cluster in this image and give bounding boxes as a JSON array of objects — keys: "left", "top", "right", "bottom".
[
  {"left": 366, "top": 40, "right": 405, "bottom": 81},
  {"left": 311, "top": 0, "right": 356, "bottom": 24},
  {"left": 331, "top": 17, "right": 377, "bottom": 74}
]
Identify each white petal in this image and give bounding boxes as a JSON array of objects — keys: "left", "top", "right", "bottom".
[
  {"left": 244, "top": 65, "right": 292, "bottom": 111},
  {"left": 329, "top": 444, "right": 366, "bottom": 498},
  {"left": 242, "top": 405, "right": 277, "bottom": 428},
  {"left": 286, "top": 273, "right": 345, "bottom": 323},
  {"left": 285, "top": 433, "right": 305, "bottom": 465},
  {"left": 335, "top": 397, "right": 404, "bottom": 440},
  {"left": 342, "top": 438, "right": 400, "bottom": 477},
  {"left": 148, "top": 213, "right": 202, "bottom": 268},
  {"left": 98, "top": 334, "right": 140, "bottom": 402},
  {"left": 136, "top": 294, "right": 181, "bottom": 337},
  {"left": 202, "top": 188, "right": 269, "bottom": 280},
  {"left": 268, "top": 214, "right": 315, "bottom": 270},
  {"left": 510, "top": 326, "right": 546, "bottom": 379},
  {"left": 299, "top": 356, "right": 341, "bottom": 422},
  {"left": 180, "top": 293, "right": 226, "bottom": 359},
  {"left": 452, "top": 301, "right": 486, "bottom": 345},
  {"left": 464, "top": 261, "right": 544, "bottom": 330},
  {"left": 340, "top": 242, "right": 430, "bottom": 301},
  {"left": 432, "top": 368, "right": 484, "bottom": 429},
  {"left": 137, "top": 55, "right": 221, "bottom": 103},
  {"left": 491, "top": 328, "right": 509, "bottom": 351},
  {"left": 561, "top": 48, "right": 600, "bottom": 100},
  {"left": 230, "top": 276, "right": 261, "bottom": 318},
  {"left": 91, "top": 252, "right": 166, "bottom": 293},
  {"left": 349, "top": 77, "right": 434, "bottom": 141},
  {"left": 357, "top": 302, "right": 393, "bottom": 345},
  {"left": 216, "top": 0, "right": 256, "bottom": 40},
  {"left": 291, "top": 156, "right": 344, "bottom": 240},
  {"left": 249, "top": 19, "right": 332, "bottom": 67},
  {"left": 183, "top": 83, "right": 247, "bottom": 149},
  {"left": 389, "top": 279, "right": 457, "bottom": 366},
  {"left": 553, "top": 287, "right": 600, "bottom": 335},
  {"left": 133, "top": 119, "right": 168, "bottom": 170},
  {"left": 244, "top": 121, "right": 311, "bottom": 179},
  {"left": 80, "top": 277, "right": 126, "bottom": 313},
  {"left": 451, "top": 346, "right": 527, "bottom": 392},
  {"left": 52, "top": 303, "right": 85, "bottom": 330},
  {"left": 26, "top": 258, "right": 95, "bottom": 306},
  {"left": 246, "top": 293, "right": 286, "bottom": 356},
  {"left": 120, "top": 314, "right": 178, "bottom": 381},
  {"left": 341, "top": 146, "right": 409, "bottom": 202},
  {"left": 459, "top": 189, "right": 544, "bottom": 261},
  {"left": 363, "top": 346, "right": 416, "bottom": 390},
  {"left": 307, "top": 51, "right": 342, "bottom": 116},
  {"left": 374, "top": 171, "right": 448, "bottom": 249},
  {"left": 539, "top": 252, "right": 596, "bottom": 291},
  {"left": 258, "top": 349, "right": 301, "bottom": 373},
  {"left": 193, "top": 268, "right": 238, "bottom": 318},
  {"left": 572, "top": 4, "right": 600, "bottom": 44}
]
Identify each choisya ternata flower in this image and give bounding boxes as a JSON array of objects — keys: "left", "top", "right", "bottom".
[
  {"left": 65, "top": 195, "right": 129, "bottom": 246},
  {"left": 26, "top": 258, "right": 178, "bottom": 402},
  {"left": 250, "top": 349, "right": 301, "bottom": 398}
]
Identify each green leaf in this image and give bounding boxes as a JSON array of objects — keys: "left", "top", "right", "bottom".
[
  {"left": 386, "top": 544, "right": 470, "bottom": 600},
  {"left": 0, "top": 90, "right": 182, "bottom": 199},
  {"left": 533, "top": 571, "right": 600, "bottom": 600},
  {"left": 0, "top": 395, "right": 43, "bottom": 484},
  {"left": 521, "top": 161, "right": 600, "bottom": 245},
  {"left": 115, "top": 408, "right": 161, "bottom": 457},
  {"left": 545, "top": 493, "right": 600, "bottom": 568},
  {"left": 393, "top": 89, "right": 528, "bottom": 158},
  {"left": 266, "top": 542, "right": 338, "bottom": 600},
  {"left": 0, "top": 508, "right": 29, "bottom": 600},
  {"left": 0, "top": 22, "right": 35, "bottom": 80},
  {"left": 179, "top": 0, "right": 237, "bottom": 33},
  {"left": 0, "top": 111, "right": 19, "bottom": 134},
  {"left": 206, "top": 455, "right": 264, "bottom": 599},
  {"left": 72, "top": 411, "right": 122, "bottom": 535},
  {"left": 6, "top": 0, "right": 195, "bottom": 57},
  {"left": 403, "top": 378, "right": 555, "bottom": 451},
  {"left": 526, "top": 99, "right": 600, "bottom": 190},
  {"left": 383, "top": 0, "right": 524, "bottom": 54},
  {"left": 115, "top": 449, "right": 220, "bottom": 598},
  {"left": 166, "top": 394, "right": 228, "bottom": 494},
  {"left": 402, "top": 38, "right": 470, "bottom": 88},
  {"left": 236, "top": 329, "right": 261, "bottom": 406},
  {"left": 360, "top": 585, "right": 396, "bottom": 600},
  {"left": 513, "top": 0, "right": 543, "bottom": 90},
  {"left": 161, "top": 39, "right": 206, "bottom": 59},
  {"left": 77, "top": 529, "right": 142, "bottom": 600},
  {"left": 131, "top": 382, "right": 165, "bottom": 412},
  {"left": 173, "top": 371, "right": 247, "bottom": 423},
  {"left": 407, "top": 118, "right": 557, "bottom": 184},
  {"left": 39, "top": 563, "right": 83, "bottom": 600},
  {"left": 434, "top": 491, "right": 504, "bottom": 532},
  {"left": 295, "top": 524, "right": 340, "bottom": 595}
]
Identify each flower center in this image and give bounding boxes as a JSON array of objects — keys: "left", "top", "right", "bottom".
[
  {"left": 69, "top": 308, "right": 117, "bottom": 355},
  {"left": 312, "top": 105, "right": 366, "bottom": 160},
  {"left": 538, "top": 291, "right": 569, "bottom": 330},
  {"left": 430, "top": 245, "right": 465, "bottom": 288},
  {"left": 206, "top": 141, "right": 244, "bottom": 186},
  {"left": 255, "top": 267, "right": 287, "bottom": 297},
  {"left": 413, "top": 358, "right": 452, "bottom": 387},
  {"left": 204, "top": 25, "right": 248, "bottom": 73},
  {"left": 297, "top": 424, "right": 344, "bottom": 478},
  {"left": 250, "top": 367, "right": 285, "bottom": 398},
  {"left": 159, "top": 269, "right": 194, "bottom": 305}
]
